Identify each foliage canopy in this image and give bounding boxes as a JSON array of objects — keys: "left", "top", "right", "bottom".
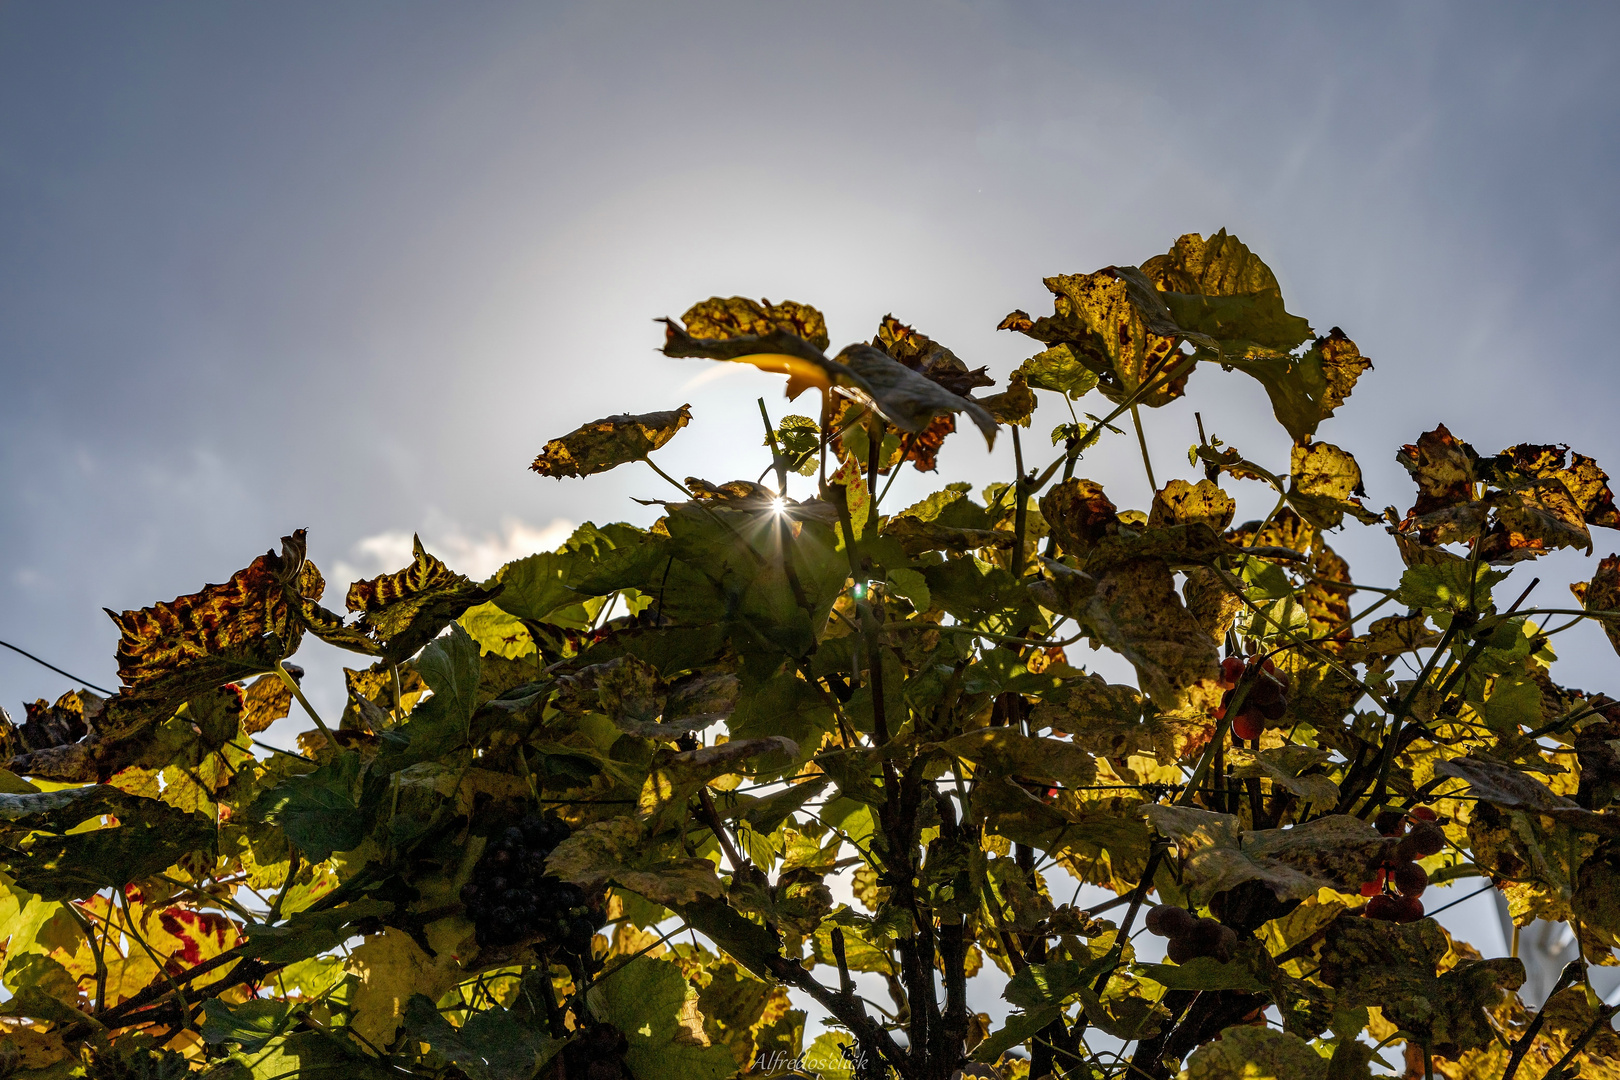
[{"left": 4, "top": 230, "right": 1620, "bottom": 1079}]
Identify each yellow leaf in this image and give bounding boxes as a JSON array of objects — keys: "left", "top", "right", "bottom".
[{"left": 345, "top": 927, "right": 462, "bottom": 1048}]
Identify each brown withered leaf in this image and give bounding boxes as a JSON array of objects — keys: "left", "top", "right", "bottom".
[
  {"left": 1572, "top": 554, "right": 1620, "bottom": 659},
  {"left": 531, "top": 404, "right": 692, "bottom": 479},
  {"left": 1396, "top": 424, "right": 1482, "bottom": 546},
  {"left": 1303, "top": 542, "right": 1353, "bottom": 647},
  {"left": 1147, "top": 479, "right": 1235, "bottom": 533},
  {"left": 872, "top": 315, "right": 993, "bottom": 396},
  {"left": 1314, "top": 327, "right": 1373, "bottom": 416},
  {"left": 1040, "top": 478, "right": 1120, "bottom": 557},
  {"left": 902, "top": 413, "right": 955, "bottom": 473},
  {"left": 106, "top": 530, "right": 320, "bottom": 708},
  {"left": 1557, "top": 452, "right": 1620, "bottom": 528},
  {"left": 998, "top": 268, "right": 1187, "bottom": 408},
  {"left": 977, "top": 370, "right": 1037, "bottom": 427},
  {"left": 343, "top": 535, "right": 501, "bottom": 665}
]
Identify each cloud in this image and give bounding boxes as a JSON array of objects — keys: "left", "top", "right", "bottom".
[{"left": 332, "top": 516, "right": 575, "bottom": 586}]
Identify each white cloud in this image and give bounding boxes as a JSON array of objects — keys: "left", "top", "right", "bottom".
[{"left": 332, "top": 516, "right": 575, "bottom": 586}]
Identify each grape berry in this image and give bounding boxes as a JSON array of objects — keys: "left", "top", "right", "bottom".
[
  {"left": 1215, "top": 655, "right": 1290, "bottom": 743},
  {"left": 1145, "top": 904, "right": 1238, "bottom": 964},
  {"left": 1359, "top": 808, "right": 1444, "bottom": 922},
  {"left": 459, "top": 813, "right": 603, "bottom": 964}
]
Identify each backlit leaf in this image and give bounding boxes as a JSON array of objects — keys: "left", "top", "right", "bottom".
[
  {"left": 587, "top": 957, "right": 737, "bottom": 1080},
  {"left": 1177, "top": 1025, "right": 1326, "bottom": 1080},
  {"left": 531, "top": 404, "right": 692, "bottom": 479}
]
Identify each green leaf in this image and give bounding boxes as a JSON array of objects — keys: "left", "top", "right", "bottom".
[
  {"left": 971, "top": 1006, "right": 1060, "bottom": 1064},
  {"left": 586, "top": 958, "right": 736, "bottom": 1080},
  {"left": 1396, "top": 561, "right": 1509, "bottom": 614},
  {"left": 250, "top": 751, "right": 366, "bottom": 861},
  {"left": 1004, "top": 956, "right": 1109, "bottom": 1009},
  {"left": 884, "top": 567, "right": 931, "bottom": 612},
  {"left": 1178, "top": 1024, "right": 1327, "bottom": 1079},
  {"left": 487, "top": 552, "right": 579, "bottom": 623},
  {"left": 404, "top": 996, "right": 555, "bottom": 1080},
  {"left": 531, "top": 405, "right": 692, "bottom": 479},
  {"left": 378, "top": 624, "right": 482, "bottom": 767},
  {"left": 1016, "top": 343, "right": 1100, "bottom": 399},
  {"left": 243, "top": 899, "right": 392, "bottom": 963},
  {"left": 3, "top": 791, "right": 217, "bottom": 901},
  {"left": 1136, "top": 956, "right": 1264, "bottom": 992},
  {"left": 200, "top": 999, "right": 298, "bottom": 1053}
]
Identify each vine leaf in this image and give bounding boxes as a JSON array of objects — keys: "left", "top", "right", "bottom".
[
  {"left": 872, "top": 314, "right": 993, "bottom": 397},
  {"left": 338, "top": 538, "right": 501, "bottom": 665},
  {"left": 939, "top": 728, "right": 1096, "bottom": 788},
  {"left": 834, "top": 344, "right": 998, "bottom": 443},
  {"left": 546, "top": 817, "right": 725, "bottom": 907},
  {"left": 1320, "top": 915, "right": 1525, "bottom": 1058},
  {"left": 1148, "top": 478, "right": 1235, "bottom": 533},
  {"left": 998, "top": 268, "right": 1187, "bottom": 408},
  {"left": 106, "top": 529, "right": 320, "bottom": 708},
  {"left": 1288, "top": 441, "right": 1379, "bottom": 529},
  {"left": 1015, "top": 343, "right": 1100, "bottom": 399},
  {"left": 1141, "top": 806, "right": 1390, "bottom": 902},
  {"left": 531, "top": 404, "right": 692, "bottom": 479},
  {"left": 0, "top": 787, "right": 217, "bottom": 901},
  {"left": 586, "top": 957, "right": 738, "bottom": 1080},
  {"left": 1435, "top": 755, "right": 1620, "bottom": 837},
  {"left": 346, "top": 927, "right": 464, "bottom": 1048},
  {"left": 1177, "top": 1024, "right": 1327, "bottom": 1079},
  {"left": 403, "top": 994, "right": 555, "bottom": 1080},
  {"left": 1572, "top": 554, "right": 1620, "bottom": 658},
  {"left": 1140, "top": 229, "right": 1313, "bottom": 354}
]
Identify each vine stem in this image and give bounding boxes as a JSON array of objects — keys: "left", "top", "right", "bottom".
[
  {"left": 642, "top": 456, "right": 693, "bottom": 498},
  {"left": 274, "top": 661, "right": 335, "bottom": 747},
  {"left": 1130, "top": 402, "right": 1157, "bottom": 495},
  {"left": 1502, "top": 960, "right": 1582, "bottom": 1080}
]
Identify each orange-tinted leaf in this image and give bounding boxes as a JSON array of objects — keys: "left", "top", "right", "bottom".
[
  {"left": 105, "top": 530, "right": 318, "bottom": 708},
  {"left": 531, "top": 404, "right": 692, "bottom": 479}
]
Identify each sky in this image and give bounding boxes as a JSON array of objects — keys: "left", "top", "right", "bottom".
[{"left": 3, "top": 0, "right": 1620, "bottom": 1004}]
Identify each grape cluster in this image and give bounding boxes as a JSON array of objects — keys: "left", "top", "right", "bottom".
[
  {"left": 1214, "top": 656, "right": 1291, "bottom": 743},
  {"left": 560, "top": 1022, "right": 631, "bottom": 1080},
  {"left": 458, "top": 814, "right": 602, "bottom": 961},
  {"left": 1359, "top": 807, "right": 1445, "bottom": 922},
  {"left": 1145, "top": 904, "right": 1239, "bottom": 964}
]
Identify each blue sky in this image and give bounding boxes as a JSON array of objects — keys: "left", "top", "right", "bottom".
[{"left": 3, "top": 0, "right": 1619, "bottom": 974}]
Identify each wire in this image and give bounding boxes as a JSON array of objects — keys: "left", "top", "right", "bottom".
[{"left": 0, "top": 638, "right": 115, "bottom": 696}]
